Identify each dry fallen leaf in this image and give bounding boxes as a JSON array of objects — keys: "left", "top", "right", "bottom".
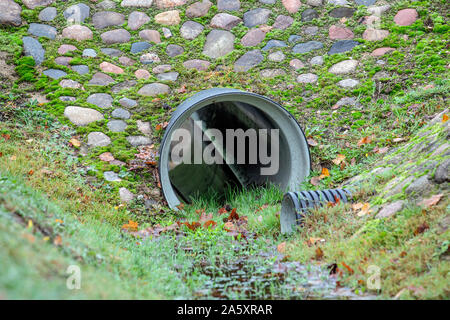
[
  {"left": 442, "top": 114, "right": 449, "bottom": 123},
  {"left": 277, "top": 242, "right": 286, "bottom": 254},
  {"left": 418, "top": 194, "right": 443, "bottom": 208},
  {"left": 203, "top": 220, "right": 217, "bottom": 229},
  {"left": 307, "top": 237, "right": 325, "bottom": 246},
  {"left": 357, "top": 136, "right": 372, "bottom": 147},
  {"left": 99, "top": 152, "right": 115, "bottom": 162},
  {"left": 53, "top": 235, "right": 62, "bottom": 246},
  {"left": 341, "top": 262, "right": 354, "bottom": 274},
  {"left": 319, "top": 167, "right": 330, "bottom": 179},
  {"left": 310, "top": 176, "right": 320, "bottom": 186},
  {"left": 393, "top": 137, "right": 406, "bottom": 143},
  {"left": 315, "top": 247, "right": 324, "bottom": 260},
  {"left": 122, "top": 220, "right": 139, "bottom": 232},
  {"left": 357, "top": 203, "right": 372, "bottom": 217},
  {"left": 414, "top": 222, "right": 429, "bottom": 236},
  {"left": 307, "top": 137, "right": 319, "bottom": 147},
  {"left": 332, "top": 154, "right": 346, "bottom": 165},
  {"left": 69, "top": 138, "right": 81, "bottom": 148}
]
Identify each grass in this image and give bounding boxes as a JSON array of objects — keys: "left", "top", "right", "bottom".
[{"left": 0, "top": 0, "right": 449, "bottom": 299}]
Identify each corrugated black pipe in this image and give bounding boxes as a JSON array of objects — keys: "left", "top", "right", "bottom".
[{"left": 280, "top": 188, "right": 352, "bottom": 234}]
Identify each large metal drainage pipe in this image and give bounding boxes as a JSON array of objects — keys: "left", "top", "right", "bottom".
[
  {"left": 158, "top": 88, "right": 311, "bottom": 209},
  {"left": 280, "top": 188, "right": 352, "bottom": 234}
]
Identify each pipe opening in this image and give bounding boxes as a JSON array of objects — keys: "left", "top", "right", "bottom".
[
  {"left": 167, "top": 101, "right": 291, "bottom": 203},
  {"left": 159, "top": 89, "right": 310, "bottom": 209}
]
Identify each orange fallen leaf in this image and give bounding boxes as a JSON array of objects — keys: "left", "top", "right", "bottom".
[
  {"left": 414, "top": 222, "right": 429, "bottom": 236},
  {"left": 357, "top": 136, "right": 372, "bottom": 147},
  {"left": 55, "top": 219, "right": 63, "bottom": 224},
  {"left": 122, "top": 220, "right": 139, "bottom": 232},
  {"left": 442, "top": 114, "right": 449, "bottom": 123},
  {"left": 357, "top": 203, "right": 372, "bottom": 217},
  {"left": 341, "top": 262, "right": 354, "bottom": 274},
  {"left": 227, "top": 208, "right": 239, "bottom": 221},
  {"left": 319, "top": 167, "right": 330, "bottom": 179},
  {"left": 53, "top": 235, "right": 62, "bottom": 246},
  {"left": 277, "top": 242, "right": 286, "bottom": 254},
  {"left": 69, "top": 138, "right": 81, "bottom": 148},
  {"left": 418, "top": 194, "right": 443, "bottom": 208},
  {"left": 315, "top": 247, "right": 324, "bottom": 260},
  {"left": 203, "top": 220, "right": 217, "bottom": 229},
  {"left": 28, "top": 169, "right": 34, "bottom": 176},
  {"left": 332, "top": 154, "right": 346, "bottom": 166},
  {"left": 307, "top": 237, "right": 325, "bottom": 246}
]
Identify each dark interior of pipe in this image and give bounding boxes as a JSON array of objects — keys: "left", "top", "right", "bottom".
[{"left": 167, "top": 101, "right": 291, "bottom": 203}]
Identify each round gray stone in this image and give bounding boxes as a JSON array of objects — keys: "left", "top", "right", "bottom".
[
  {"left": 243, "top": 8, "right": 271, "bottom": 27},
  {"left": 38, "top": 7, "right": 57, "bottom": 22},
  {"left": 434, "top": 159, "right": 449, "bottom": 183},
  {"left": 126, "top": 136, "right": 152, "bottom": 146},
  {"left": 355, "top": 0, "right": 376, "bottom": 5},
  {"left": 22, "top": 36, "right": 45, "bottom": 65},
  {"left": 234, "top": 49, "right": 263, "bottom": 72},
  {"left": 288, "top": 35, "right": 302, "bottom": 43},
  {"left": 101, "top": 48, "right": 123, "bottom": 57},
  {"left": 180, "top": 20, "right": 204, "bottom": 40},
  {"left": 112, "top": 108, "right": 131, "bottom": 119},
  {"left": 328, "top": 40, "right": 360, "bottom": 55},
  {"left": 0, "top": 0, "right": 22, "bottom": 26},
  {"left": 83, "top": 48, "right": 97, "bottom": 57},
  {"left": 92, "top": 11, "right": 125, "bottom": 29},
  {"left": 89, "top": 72, "right": 115, "bottom": 86},
  {"left": 268, "top": 51, "right": 285, "bottom": 62},
  {"left": 166, "top": 44, "right": 184, "bottom": 57},
  {"left": 88, "top": 132, "right": 111, "bottom": 147},
  {"left": 101, "top": 29, "right": 131, "bottom": 44},
  {"left": 71, "top": 64, "right": 89, "bottom": 75},
  {"left": 119, "top": 97, "right": 137, "bottom": 108},
  {"left": 301, "top": 9, "right": 318, "bottom": 22},
  {"left": 202, "top": 30, "right": 235, "bottom": 59},
  {"left": 297, "top": 73, "right": 318, "bottom": 83},
  {"left": 104, "top": 171, "right": 121, "bottom": 182},
  {"left": 107, "top": 120, "right": 128, "bottom": 132},
  {"left": 64, "top": 106, "right": 104, "bottom": 126},
  {"left": 128, "top": 11, "right": 150, "bottom": 30},
  {"left": 218, "top": 0, "right": 240, "bottom": 11},
  {"left": 156, "top": 72, "right": 179, "bottom": 81},
  {"left": 28, "top": 23, "right": 57, "bottom": 39},
  {"left": 262, "top": 39, "right": 287, "bottom": 51},
  {"left": 338, "top": 79, "right": 359, "bottom": 88},
  {"left": 63, "top": 3, "right": 90, "bottom": 23},
  {"left": 293, "top": 41, "right": 323, "bottom": 54},
  {"left": 138, "top": 83, "right": 170, "bottom": 96},
  {"left": 310, "top": 55, "right": 324, "bottom": 65},
  {"left": 43, "top": 69, "right": 67, "bottom": 80},
  {"left": 131, "top": 41, "right": 152, "bottom": 54},
  {"left": 87, "top": 93, "right": 113, "bottom": 109},
  {"left": 329, "top": 7, "right": 355, "bottom": 18}
]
